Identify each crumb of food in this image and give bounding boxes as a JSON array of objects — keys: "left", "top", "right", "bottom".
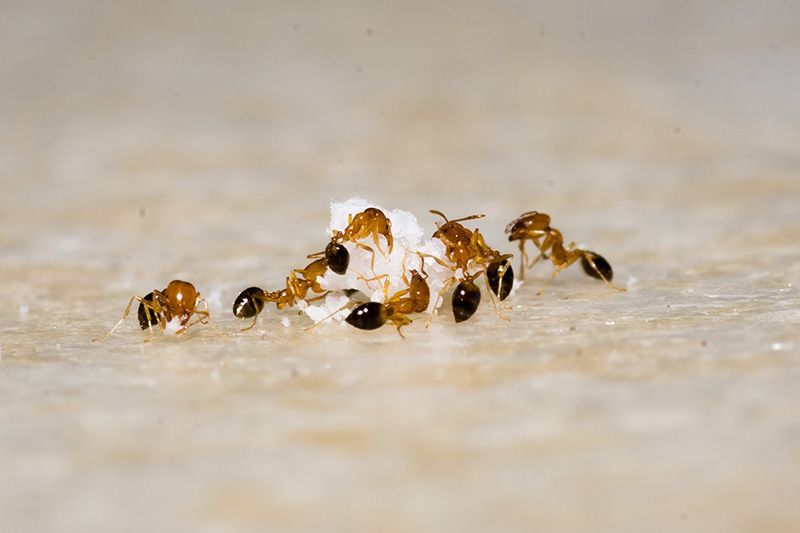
[
  {"left": 281, "top": 317, "right": 291, "bottom": 328},
  {"left": 307, "top": 198, "right": 477, "bottom": 322},
  {"left": 304, "top": 293, "right": 352, "bottom": 323},
  {"left": 163, "top": 317, "right": 183, "bottom": 336}
]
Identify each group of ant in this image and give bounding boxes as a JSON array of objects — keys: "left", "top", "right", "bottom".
[{"left": 97, "top": 208, "right": 624, "bottom": 340}]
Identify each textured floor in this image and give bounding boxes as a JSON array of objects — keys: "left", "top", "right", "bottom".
[{"left": 1, "top": 1, "right": 799, "bottom": 532}]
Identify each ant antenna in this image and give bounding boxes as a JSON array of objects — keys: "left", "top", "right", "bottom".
[{"left": 429, "top": 209, "right": 486, "bottom": 225}]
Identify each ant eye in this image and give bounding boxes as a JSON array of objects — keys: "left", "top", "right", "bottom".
[
  {"left": 345, "top": 302, "right": 387, "bottom": 330},
  {"left": 452, "top": 281, "right": 481, "bottom": 323},
  {"left": 487, "top": 259, "right": 514, "bottom": 301},
  {"left": 581, "top": 252, "right": 613, "bottom": 281},
  {"left": 325, "top": 242, "right": 350, "bottom": 274},
  {"left": 137, "top": 292, "right": 160, "bottom": 329},
  {"left": 233, "top": 287, "right": 264, "bottom": 318}
]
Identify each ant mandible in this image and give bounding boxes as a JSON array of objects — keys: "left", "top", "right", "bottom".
[
  {"left": 505, "top": 210, "right": 625, "bottom": 294},
  {"left": 423, "top": 210, "right": 514, "bottom": 323},
  {"left": 95, "top": 279, "right": 211, "bottom": 340},
  {"left": 232, "top": 258, "right": 330, "bottom": 331},
  {"left": 345, "top": 267, "right": 430, "bottom": 337},
  {"left": 309, "top": 207, "right": 393, "bottom": 274}
]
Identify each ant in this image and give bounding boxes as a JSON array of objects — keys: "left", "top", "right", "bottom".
[
  {"left": 309, "top": 207, "right": 393, "bottom": 274},
  {"left": 232, "top": 258, "right": 330, "bottom": 330},
  {"left": 421, "top": 210, "right": 514, "bottom": 323},
  {"left": 344, "top": 266, "right": 430, "bottom": 337},
  {"left": 505, "top": 210, "right": 625, "bottom": 294},
  {"left": 95, "top": 279, "right": 211, "bottom": 340}
]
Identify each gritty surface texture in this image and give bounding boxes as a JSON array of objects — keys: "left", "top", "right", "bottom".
[{"left": 1, "top": 1, "right": 800, "bottom": 532}]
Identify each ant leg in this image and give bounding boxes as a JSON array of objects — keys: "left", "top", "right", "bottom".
[
  {"left": 240, "top": 315, "right": 258, "bottom": 332},
  {"left": 356, "top": 272, "right": 389, "bottom": 290},
  {"left": 92, "top": 295, "right": 143, "bottom": 342},
  {"left": 389, "top": 314, "right": 412, "bottom": 338},
  {"left": 354, "top": 242, "right": 378, "bottom": 273},
  {"left": 427, "top": 275, "right": 457, "bottom": 323},
  {"left": 536, "top": 273, "right": 554, "bottom": 296},
  {"left": 183, "top": 298, "right": 230, "bottom": 336},
  {"left": 517, "top": 241, "right": 529, "bottom": 280},
  {"left": 416, "top": 252, "right": 452, "bottom": 271},
  {"left": 176, "top": 310, "right": 208, "bottom": 335},
  {"left": 537, "top": 267, "right": 565, "bottom": 296},
  {"left": 306, "top": 291, "right": 331, "bottom": 303}
]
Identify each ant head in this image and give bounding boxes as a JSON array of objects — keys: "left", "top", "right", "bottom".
[{"left": 430, "top": 210, "right": 485, "bottom": 235}]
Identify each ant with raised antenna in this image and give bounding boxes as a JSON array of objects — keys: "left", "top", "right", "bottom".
[
  {"left": 232, "top": 258, "right": 330, "bottom": 331},
  {"left": 308, "top": 207, "right": 394, "bottom": 275},
  {"left": 421, "top": 210, "right": 514, "bottom": 323},
  {"left": 94, "top": 279, "right": 212, "bottom": 341},
  {"left": 505, "top": 210, "right": 625, "bottom": 294}
]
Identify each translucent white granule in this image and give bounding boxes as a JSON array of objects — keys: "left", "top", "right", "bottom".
[
  {"left": 281, "top": 317, "right": 291, "bottom": 328},
  {"left": 163, "top": 317, "right": 183, "bottom": 336},
  {"left": 304, "top": 197, "right": 517, "bottom": 323}
]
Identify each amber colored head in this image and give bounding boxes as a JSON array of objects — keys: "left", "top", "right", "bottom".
[{"left": 163, "top": 280, "right": 198, "bottom": 324}]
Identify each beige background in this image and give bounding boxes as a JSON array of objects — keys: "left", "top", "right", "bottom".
[{"left": 1, "top": 1, "right": 799, "bottom": 532}]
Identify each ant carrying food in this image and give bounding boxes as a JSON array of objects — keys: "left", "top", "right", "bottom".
[
  {"left": 344, "top": 267, "right": 430, "bottom": 337},
  {"left": 421, "top": 210, "right": 514, "bottom": 323},
  {"left": 232, "top": 258, "right": 330, "bottom": 330},
  {"left": 95, "top": 279, "right": 212, "bottom": 340},
  {"left": 309, "top": 207, "right": 393, "bottom": 274},
  {"left": 505, "top": 210, "right": 625, "bottom": 294}
]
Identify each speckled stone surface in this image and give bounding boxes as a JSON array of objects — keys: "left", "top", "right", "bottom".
[{"left": 1, "top": 2, "right": 799, "bottom": 532}]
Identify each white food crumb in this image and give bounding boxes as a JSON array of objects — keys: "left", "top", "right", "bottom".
[
  {"left": 306, "top": 197, "right": 515, "bottom": 322},
  {"left": 281, "top": 317, "right": 291, "bottom": 328},
  {"left": 163, "top": 317, "right": 182, "bottom": 336},
  {"left": 304, "top": 293, "right": 353, "bottom": 323}
]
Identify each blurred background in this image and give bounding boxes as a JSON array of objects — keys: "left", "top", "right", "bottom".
[{"left": 1, "top": 1, "right": 799, "bottom": 532}]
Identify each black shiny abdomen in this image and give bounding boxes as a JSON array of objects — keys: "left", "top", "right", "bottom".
[
  {"left": 137, "top": 292, "right": 160, "bottom": 330},
  {"left": 487, "top": 259, "right": 514, "bottom": 301},
  {"left": 452, "top": 280, "right": 481, "bottom": 323},
  {"left": 326, "top": 242, "right": 350, "bottom": 275},
  {"left": 345, "top": 302, "right": 387, "bottom": 330},
  {"left": 581, "top": 252, "right": 613, "bottom": 281},
  {"left": 233, "top": 287, "right": 265, "bottom": 318}
]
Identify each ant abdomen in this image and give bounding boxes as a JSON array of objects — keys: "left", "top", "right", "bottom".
[
  {"left": 233, "top": 287, "right": 265, "bottom": 318},
  {"left": 452, "top": 280, "right": 481, "bottom": 323},
  {"left": 137, "top": 292, "right": 161, "bottom": 329},
  {"left": 325, "top": 242, "right": 350, "bottom": 275},
  {"left": 487, "top": 259, "right": 514, "bottom": 301},
  {"left": 345, "top": 302, "right": 387, "bottom": 330},
  {"left": 581, "top": 252, "right": 613, "bottom": 281}
]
